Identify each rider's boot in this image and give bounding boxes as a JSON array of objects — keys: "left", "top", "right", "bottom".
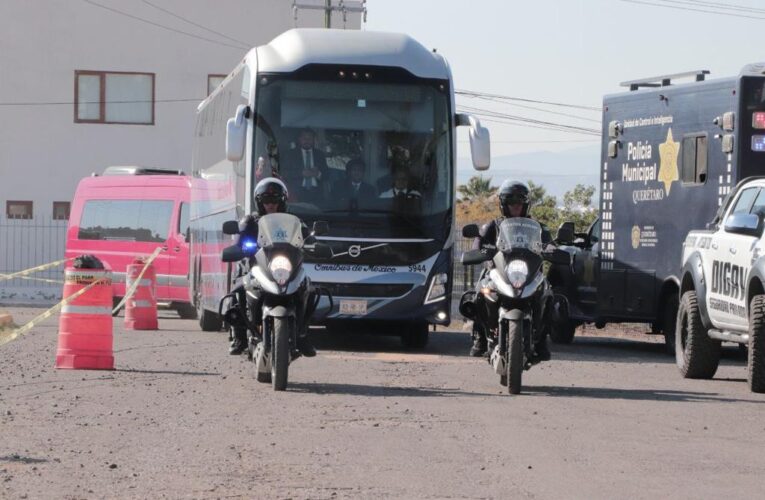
[
  {"left": 469, "top": 324, "right": 487, "bottom": 357},
  {"left": 296, "top": 335, "right": 316, "bottom": 357},
  {"left": 229, "top": 326, "right": 248, "bottom": 355},
  {"left": 534, "top": 337, "right": 551, "bottom": 361}
]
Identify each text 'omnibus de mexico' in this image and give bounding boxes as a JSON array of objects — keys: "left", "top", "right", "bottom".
[{"left": 190, "top": 28, "right": 490, "bottom": 346}]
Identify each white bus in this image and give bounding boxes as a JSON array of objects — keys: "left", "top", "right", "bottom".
[{"left": 190, "top": 28, "right": 490, "bottom": 346}]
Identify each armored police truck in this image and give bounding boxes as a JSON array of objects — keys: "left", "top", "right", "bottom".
[{"left": 555, "top": 62, "right": 765, "bottom": 351}]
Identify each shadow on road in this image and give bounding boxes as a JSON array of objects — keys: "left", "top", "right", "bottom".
[
  {"left": 525, "top": 385, "right": 765, "bottom": 403},
  {"left": 289, "top": 381, "right": 498, "bottom": 398},
  {"left": 0, "top": 454, "right": 48, "bottom": 464},
  {"left": 116, "top": 368, "right": 220, "bottom": 376},
  {"left": 311, "top": 327, "right": 470, "bottom": 358},
  {"left": 552, "top": 336, "right": 747, "bottom": 366}
]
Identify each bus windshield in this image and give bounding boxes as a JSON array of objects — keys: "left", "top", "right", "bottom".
[{"left": 252, "top": 73, "right": 452, "bottom": 240}]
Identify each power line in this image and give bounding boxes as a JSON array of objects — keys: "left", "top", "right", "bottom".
[
  {"left": 685, "top": 0, "right": 765, "bottom": 14},
  {"left": 458, "top": 94, "right": 601, "bottom": 124},
  {"left": 141, "top": 0, "right": 253, "bottom": 47},
  {"left": 456, "top": 89, "right": 601, "bottom": 112},
  {"left": 81, "top": 0, "right": 249, "bottom": 51},
  {"left": 458, "top": 104, "right": 601, "bottom": 136},
  {"left": 619, "top": 0, "right": 765, "bottom": 20}
]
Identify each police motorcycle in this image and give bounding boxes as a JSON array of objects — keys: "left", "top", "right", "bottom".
[
  {"left": 220, "top": 215, "right": 331, "bottom": 391},
  {"left": 460, "top": 218, "right": 570, "bottom": 394}
]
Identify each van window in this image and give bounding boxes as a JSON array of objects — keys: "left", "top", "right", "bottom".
[
  {"left": 178, "top": 202, "right": 189, "bottom": 236},
  {"left": 78, "top": 200, "right": 174, "bottom": 242}
]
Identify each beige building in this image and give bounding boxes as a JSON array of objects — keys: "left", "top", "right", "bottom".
[{"left": 0, "top": 0, "right": 361, "bottom": 221}]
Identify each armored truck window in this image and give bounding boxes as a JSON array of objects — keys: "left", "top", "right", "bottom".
[
  {"left": 731, "top": 187, "right": 760, "bottom": 215},
  {"left": 681, "top": 134, "right": 708, "bottom": 184}
]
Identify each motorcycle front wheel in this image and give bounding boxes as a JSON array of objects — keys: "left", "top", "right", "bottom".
[
  {"left": 506, "top": 317, "right": 523, "bottom": 395},
  {"left": 271, "top": 317, "right": 291, "bottom": 391}
]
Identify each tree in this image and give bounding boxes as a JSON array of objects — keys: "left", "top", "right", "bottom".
[
  {"left": 527, "top": 180, "right": 559, "bottom": 229},
  {"left": 457, "top": 176, "right": 497, "bottom": 202},
  {"left": 560, "top": 183, "right": 598, "bottom": 232}
]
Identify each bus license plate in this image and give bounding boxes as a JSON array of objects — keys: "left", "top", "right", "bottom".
[{"left": 340, "top": 300, "right": 367, "bottom": 315}]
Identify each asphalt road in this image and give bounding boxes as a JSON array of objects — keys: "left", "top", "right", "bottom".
[{"left": 1, "top": 307, "right": 764, "bottom": 499}]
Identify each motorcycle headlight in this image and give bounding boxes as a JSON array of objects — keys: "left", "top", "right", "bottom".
[
  {"left": 269, "top": 255, "right": 293, "bottom": 285},
  {"left": 506, "top": 260, "right": 528, "bottom": 288}
]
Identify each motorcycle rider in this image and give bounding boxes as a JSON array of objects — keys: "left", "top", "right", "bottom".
[
  {"left": 228, "top": 177, "right": 317, "bottom": 358},
  {"left": 468, "top": 180, "right": 552, "bottom": 360}
]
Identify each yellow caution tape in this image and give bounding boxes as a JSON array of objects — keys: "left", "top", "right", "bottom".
[
  {"left": 0, "top": 278, "right": 106, "bottom": 347},
  {"left": 112, "top": 247, "right": 163, "bottom": 315},
  {"left": 0, "top": 258, "right": 71, "bottom": 282},
  {"left": 0, "top": 275, "right": 65, "bottom": 285}
]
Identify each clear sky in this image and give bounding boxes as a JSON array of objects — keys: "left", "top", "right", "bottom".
[{"left": 366, "top": 0, "right": 765, "bottom": 156}]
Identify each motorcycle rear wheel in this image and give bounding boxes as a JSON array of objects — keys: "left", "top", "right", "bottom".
[
  {"left": 271, "top": 317, "right": 290, "bottom": 391},
  {"left": 506, "top": 318, "right": 523, "bottom": 395}
]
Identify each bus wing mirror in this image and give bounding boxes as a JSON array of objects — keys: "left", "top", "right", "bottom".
[
  {"left": 222, "top": 220, "right": 240, "bottom": 235},
  {"left": 226, "top": 105, "right": 249, "bottom": 162},
  {"left": 457, "top": 113, "right": 491, "bottom": 171}
]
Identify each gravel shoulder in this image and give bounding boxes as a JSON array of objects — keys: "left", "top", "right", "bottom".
[{"left": 1, "top": 307, "right": 764, "bottom": 499}]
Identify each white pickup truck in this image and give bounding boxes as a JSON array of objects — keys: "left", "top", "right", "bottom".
[{"left": 679, "top": 177, "right": 765, "bottom": 393}]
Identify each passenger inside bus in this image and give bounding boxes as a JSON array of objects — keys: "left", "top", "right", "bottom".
[
  {"left": 330, "top": 158, "right": 376, "bottom": 209},
  {"left": 282, "top": 128, "right": 327, "bottom": 204}
]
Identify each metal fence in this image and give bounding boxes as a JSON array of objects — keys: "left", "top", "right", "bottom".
[{"left": 0, "top": 215, "right": 68, "bottom": 303}]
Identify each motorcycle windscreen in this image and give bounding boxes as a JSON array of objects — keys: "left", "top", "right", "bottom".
[
  {"left": 257, "top": 213, "right": 304, "bottom": 249},
  {"left": 497, "top": 218, "right": 543, "bottom": 254}
]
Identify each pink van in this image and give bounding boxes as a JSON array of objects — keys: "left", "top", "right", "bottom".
[{"left": 65, "top": 167, "right": 195, "bottom": 318}]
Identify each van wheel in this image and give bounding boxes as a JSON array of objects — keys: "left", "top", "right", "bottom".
[
  {"left": 676, "top": 291, "right": 720, "bottom": 379},
  {"left": 747, "top": 295, "right": 765, "bottom": 393},
  {"left": 176, "top": 303, "right": 197, "bottom": 320},
  {"left": 197, "top": 296, "right": 222, "bottom": 332}
]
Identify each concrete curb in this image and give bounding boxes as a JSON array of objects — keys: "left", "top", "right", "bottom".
[{"left": 0, "top": 313, "right": 14, "bottom": 328}]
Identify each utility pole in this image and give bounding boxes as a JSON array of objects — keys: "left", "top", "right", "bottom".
[{"left": 293, "top": 0, "right": 367, "bottom": 29}]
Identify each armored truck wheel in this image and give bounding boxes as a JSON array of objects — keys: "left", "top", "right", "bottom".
[
  {"left": 662, "top": 294, "right": 679, "bottom": 356},
  {"left": 676, "top": 291, "right": 720, "bottom": 379},
  {"left": 747, "top": 295, "right": 765, "bottom": 393}
]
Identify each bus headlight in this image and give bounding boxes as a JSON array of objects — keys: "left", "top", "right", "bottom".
[
  {"left": 425, "top": 273, "right": 448, "bottom": 304},
  {"left": 506, "top": 260, "right": 528, "bottom": 288},
  {"left": 269, "top": 255, "right": 292, "bottom": 285}
]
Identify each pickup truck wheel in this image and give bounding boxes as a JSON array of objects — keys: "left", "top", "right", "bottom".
[
  {"left": 747, "top": 295, "right": 765, "bottom": 393},
  {"left": 662, "top": 294, "right": 679, "bottom": 356},
  {"left": 676, "top": 291, "right": 720, "bottom": 379}
]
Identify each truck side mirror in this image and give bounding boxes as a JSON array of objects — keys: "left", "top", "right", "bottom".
[
  {"left": 456, "top": 114, "right": 490, "bottom": 171},
  {"left": 556, "top": 222, "right": 575, "bottom": 244},
  {"left": 226, "top": 105, "right": 249, "bottom": 162},
  {"left": 312, "top": 220, "right": 329, "bottom": 236},
  {"left": 462, "top": 224, "right": 480, "bottom": 238},
  {"left": 222, "top": 220, "right": 240, "bottom": 235},
  {"left": 221, "top": 244, "right": 245, "bottom": 263},
  {"left": 724, "top": 213, "right": 763, "bottom": 237}
]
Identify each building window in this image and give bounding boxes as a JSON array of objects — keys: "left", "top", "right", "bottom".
[
  {"left": 208, "top": 74, "right": 226, "bottom": 95},
  {"left": 681, "top": 133, "right": 708, "bottom": 184},
  {"left": 53, "top": 202, "right": 71, "bottom": 220},
  {"left": 74, "top": 70, "right": 155, "bottom": 125},
  {"left": 6, "top": 201, "right": 33, "bottom": 219}
]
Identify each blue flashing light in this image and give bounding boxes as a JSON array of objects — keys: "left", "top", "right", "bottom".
[
  {"left": 242, "top": 239, "right": 258, "bottom": 252},
  {"left": 752, "top": 135, "right": 765, "bottom": 152}
]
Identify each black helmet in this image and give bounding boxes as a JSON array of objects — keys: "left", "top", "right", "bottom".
[
  {"left": 498, "top": 180, "right": 530, "bottom": 217},
  {"left": 254, "top": 177, "right": 288, "bottom": 215}
]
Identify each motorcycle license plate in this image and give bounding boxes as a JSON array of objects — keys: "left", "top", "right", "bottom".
[{"left": 340, "top": 299, "right": 367, "bottom": 315}]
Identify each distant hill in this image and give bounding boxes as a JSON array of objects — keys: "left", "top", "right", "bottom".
[{"left": 457, "top": 145, "right": 600, "bottom": 200}]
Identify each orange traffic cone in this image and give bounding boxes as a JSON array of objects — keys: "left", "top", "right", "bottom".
[
  {"left": 124, "top": 256, "right": 158, "bottom": 330},
  {"left": 55, "top": 255, "right": 114, "bottom": 370}
]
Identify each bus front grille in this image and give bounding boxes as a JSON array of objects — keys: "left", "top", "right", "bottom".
[{"left": 313, "top": 282, "right": 414, "bottom": 298}]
